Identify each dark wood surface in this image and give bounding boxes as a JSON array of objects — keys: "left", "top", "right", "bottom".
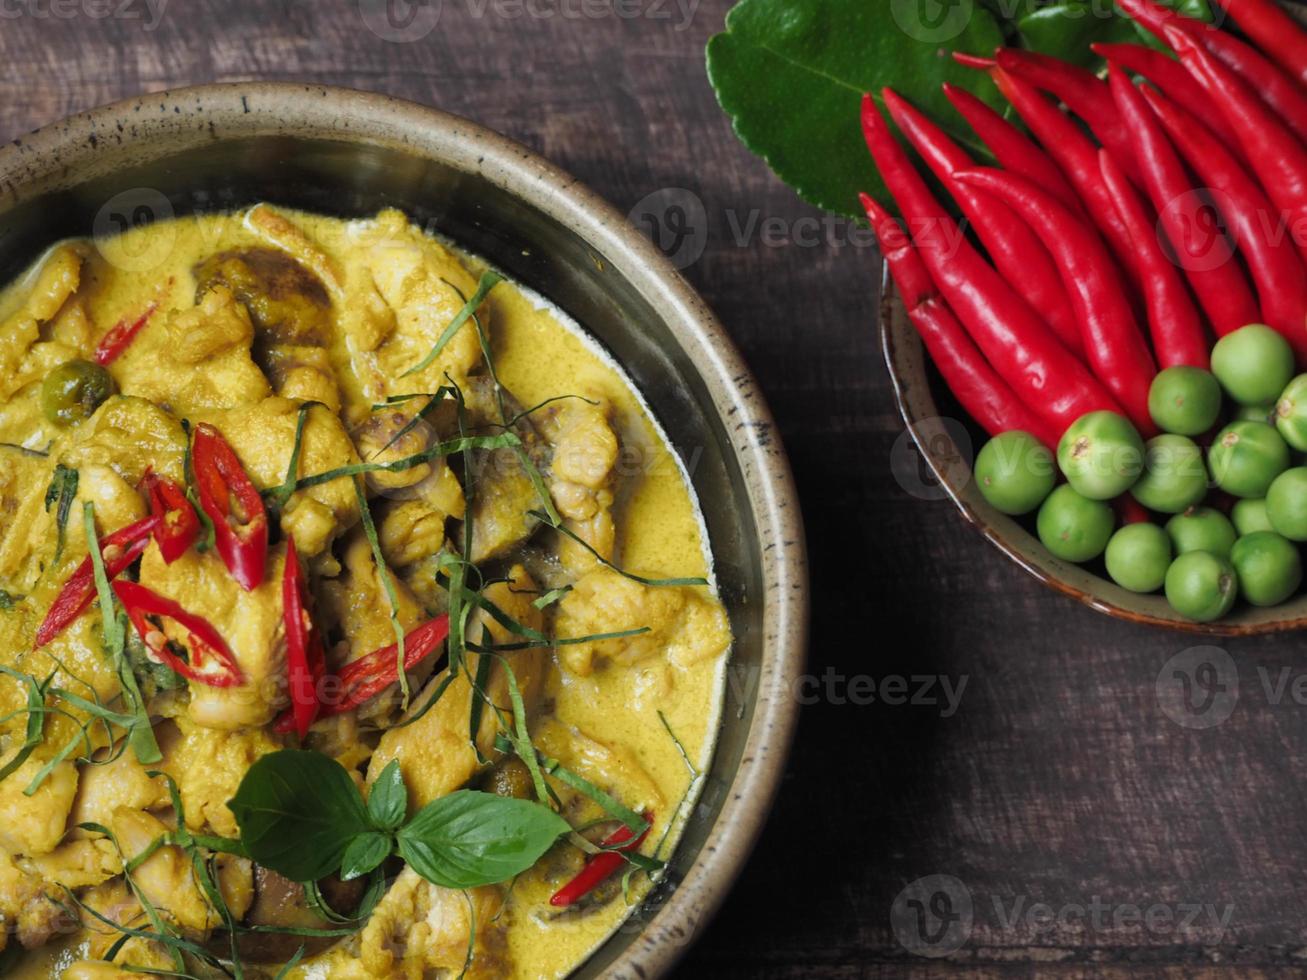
[{"left": 5, "top": 2, "right": 1307, "bottom": 976}]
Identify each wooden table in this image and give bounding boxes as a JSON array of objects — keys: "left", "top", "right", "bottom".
[{"left": 5, "top": 2, "right": 1307, "bottom": 975}]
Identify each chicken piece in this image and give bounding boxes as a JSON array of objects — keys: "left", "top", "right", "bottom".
[
  {"left": 0, "top": 446, "right": 58, "bottom": 590},
  {"left": 466, "top": 446, "right": 542, "bottom": 564},
  {"left": 554, "top": 568, "right": 731, "bottom": 676},
  {"left": 77, "top": 877, "right": 175, "bottom": 967},
  {"left": 109, "top": 808, "right": 222, "bottom": 936},
  {"left": 243, "top": 204, "right": 346, "bottom": 302},
  {"left": 366, "top": 568, "right": 545, "bottom": 809},
  {"left": 137, "top": 545, "right": 289, "bottom": 731},
  {"left": 261, "top": 343, "right": 341, "bottom": 411},
  {"left": 0, "top": 755, "right": 78, "bottom": 856},
  {"left": 535, "top": 719, "right": 664, "bottom": 815},
  {"left": 338, "top": 209, "right": 485, "bottom": 403},
  {"left": 60, "top": 394, "right": 190, "bottom": 488},
  {"left": 535, "top": 395, "right": 621, "bottom": 575},
  {"left": 110, "top": 286, "right": 271, "bottom": 415},
  {"left": 320, "top": 531, "right": 428, "bottom": 669},
  {"left": 197, "top": 398, "right": 360, "bottom": 559},
  {"left": 161, "top": 718, "right": 280, "bottom": 837},
  {"left": 0, "top": 245, "right": 84, "bottom": 402},
  {"left": 357, "top": 869, "right": 508, "bottom": 980},
  {"left": 70, "top": 751, "right": 168, "bottom": 835},
  {"left": 21, "top": 837, "right": 120, "bottom": 890},
  {"left": 378, "top": 498, "right": 451, "bottom": 568}
]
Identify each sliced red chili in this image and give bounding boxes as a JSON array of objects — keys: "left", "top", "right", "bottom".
[
  {"left": 281, "top": 537, "right": 324, "bottom": 738},
  {"left": 191, "top": 423, "right": 268, "bottom": 592},
  {"left": 113, "top": 580, "right": 243, "bottom": 688},
  {"left": 140, "top": 471, "right": 200, "bottom": 565},
  {"left": 274, "top": 613, "right": 451, "bottom": 732},
  {"left": 94, "top": 303, "right": 158, "bottom": 366},
  {"left": 549, "top": 811, "right": 654, "bottom": 908},
  {"left": 34, "top": 514, "right": 161, "bottom": 649}
]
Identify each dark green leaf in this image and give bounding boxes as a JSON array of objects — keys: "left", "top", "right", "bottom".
[
  {"left": 340, "top": 832, "right": 393, "bottom": 881},
  {"left": 227, "top": 750, "right": 371, "bottom": 883},
  {"left": 44, "top": 464, "right": 78, "bottom": 567},
  {"left": 396, "top": 790, "right": 569, "bottom": 890},
  {"left": 0, "top": 590, "right": 21, "bottom": 610},
  {"left": 367, "top": 760, "right": 408, "bottom": 831},
  {"left": 707, "top": 0, "right": 1006, "bottom": 216}
]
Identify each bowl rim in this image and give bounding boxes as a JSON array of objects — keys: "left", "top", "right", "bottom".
[
  {"left": 880, "top": 268, "right": 1307, "bottom": 637},
  {"left": 0, "top": 83, "right": 810, "bottom": 977}
]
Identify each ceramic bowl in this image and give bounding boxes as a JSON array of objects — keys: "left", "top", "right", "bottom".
[
  {"left": 881, "top": 270, "right": 1307, "bottom": 636},
  {"left": 0, "top": 83, "right": 809, "bottom": 977}
]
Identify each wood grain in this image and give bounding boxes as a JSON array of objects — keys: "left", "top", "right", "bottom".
[{"left": 4, "top": 2, "right": 1307, "bottom": 975}]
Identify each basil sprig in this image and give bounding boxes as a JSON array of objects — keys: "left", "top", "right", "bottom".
[{"left": 228, "top": 750, "right": 570, "bottom": 889}]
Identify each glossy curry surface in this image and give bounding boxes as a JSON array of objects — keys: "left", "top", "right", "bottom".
[{"left": 0, "top": 206, "right": 730, "bottom": 978}]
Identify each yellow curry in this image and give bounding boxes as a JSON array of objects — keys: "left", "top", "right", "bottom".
[{"left": 0, "top": 205, "right": 730, "bottom": 978}]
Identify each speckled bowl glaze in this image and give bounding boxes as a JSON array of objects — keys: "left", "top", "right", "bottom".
[
  {"left": 882, "top": 271, "right": 1307, "bottom": 636},
  {"left": 0, "top": 84, "right": 808, "bottom": 977}
]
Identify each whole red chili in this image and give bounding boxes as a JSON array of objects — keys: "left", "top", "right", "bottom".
[
  {"left": 993, "top": 47, "right": 1142, "bottom": 186},
  {"left": 953, "top": 167, "right": 1158, "bottom": 436},
  {"left": 942, "top": 83, "right": 1085, "bottom": 219},
  {"left": 281, "top": 537, "right": 324, "bottom": 738},
  {"left": 191, "top": 423, "right": 268, "bottom": 592},
  {"left": 880, "top": 88, "right": 1082, "bottom": 359},
  {"left": 34, "top": 514, "right": 161, "bottom": 649},
  {"left": 113, "top": 580, "right": 243, "bottom": 688},
  {"left": 1209, "top": 0, "right": 1307, "bottom": 84},
  {"left": 94, "top": 303, "right": 158, "bottom": 366},
  {"left": 1142, "top": 85, "right": 1307, "bottom": 365},
  {"left": 862, "top": 194, "right": 1059, "bottom": 449},
  {"left": 1097, "top": 150, "right": 1210, "bottom": 372},
  {"left": 1108, "top": 63, "right": 1261, "bottom": 340},
  {"left": 861, "top": 95, "right": 1122, "bottom": 438},
  {"left": 549, "top": 810, "right": 653, "bottom": 908},
  {"left": 140, "top": 471, "right": 200, "bottom": 565}
]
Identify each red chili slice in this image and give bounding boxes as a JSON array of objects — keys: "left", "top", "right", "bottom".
[
  {"left": 113, "top": 580, "right": 243, "bottom": 688},
  {"left": 33, "top": 514, "right": 161, "bottom": 649},
  {"left": 273, "top": 613, "right": 451, "bottom": 732},
  {"left": 140, "top": 471, "right": 200, "bottom": 565},
  {"left": 94, "top": 303, "right": 158, "bottom": 366},
  {"left": 191, "top": 423, "right": 268, "bottom": 592},
  {"left": 549, "top": 811, "right": 653, "bottom": 908},
  {"left": 281, "top": 537, "right": 324, "bottom": 738}
]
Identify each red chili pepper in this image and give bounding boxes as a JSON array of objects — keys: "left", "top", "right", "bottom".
[
  {"left": 1141, "top": 85, "right": 1307, "bottom": 365},
  {"left": 880, "top": 89, "right": 1082, "bottom": 359},
  {"left": 94, "top": 303, "right": 158, "bottom": 366},
  {"left": 992, "top": 48, "right": 1143, "bottom": 186},
  {"left": 863, "top": 194, "right": 1059, "bottom": 449},
  {"left": 861, "top": 94, "right": 1123, "bottom": 437},
  {"left": 113, "top": 580, "right": 243, "bottom": 688},
  {"left": 191, "top": 423, "right": 268, "bottom": 592},
  {"left": 1096, "top": 150, "right": 1210, "bottom": 372},
  {"left": 1209, "top": 0, "right": 1307, "bottom": 85},
  {"left": 987, "top": 67, "right": 1143, "bottom": 291},
  {"left": 942, "top": 83, "right": 1085, "bottom": 219},
  {"left": 952, "top": 167, "right": 1158, "bottom": 436},
  {"left": 1114, "top": 495, "right": 1153, "bottom": 526},
  {"left": 1090, "top": 42, "right": 1245, "bottom": 164},
  {"left": 1117, "top": 0, "right": 1307, "bottom": 144},
  {"left": 1107, "top": 64, "right": 1261, "bottom": 340},
  {"left": 281, "top": 537, "right": 324, "bottom": 738},
  {"left": 1166, "top": 25, "right": 1307, "bottom": 272},
  {"left": 549, "top": 811, "right": 653, "bottom": 908},
  {"left": 139, "top": 471, "right": 200, "bottom": 565},
  {"left": 33, "top": 514, "right": 161, "bottom": 649}
]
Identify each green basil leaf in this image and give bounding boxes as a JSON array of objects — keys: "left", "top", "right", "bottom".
[
  {"left": 367, "top": 760, "right": 408, "bottom": 831},
  {"left": 707, "top": 0, "right": 1006, "bottom": 217},
  {"left": 340, "top": 832, "right": 393, "bottom": 882},
  {"left": 1016, "top": 2, "right": 1137, "bottom": 66},
  {"left": 396, "top": 790, "right": 569, "bottom": 890},
  {"left": 228, "top": 750, "right": 371, "bottom": 883}
]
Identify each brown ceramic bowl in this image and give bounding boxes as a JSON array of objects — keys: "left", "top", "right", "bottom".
[
  {"left": 881, "top": 271, "right": 1307, "bottom": 636},
  {"left": 0, "top": 85, "right": 808, "bottom": 976}
]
